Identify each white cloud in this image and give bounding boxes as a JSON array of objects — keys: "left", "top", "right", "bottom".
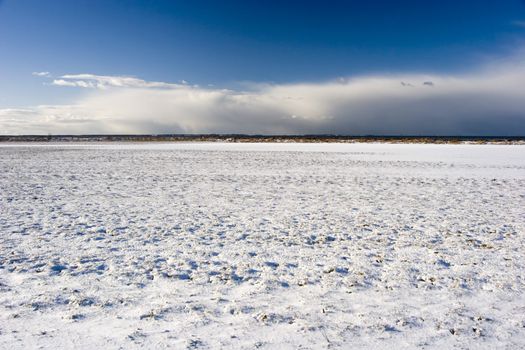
[
  {"left": 32, "top": 71, "right": 51, "bottom": 77},
  {"left": 3, "top": 57, "right": 525, "bottom": 135},
  {"left": 51, "top": 74, "right": 184, "bottom": 90}
]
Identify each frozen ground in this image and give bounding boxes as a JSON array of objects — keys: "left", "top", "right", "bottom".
[{"left": 0, "top": 142, "right": 524, "bottom": 349}]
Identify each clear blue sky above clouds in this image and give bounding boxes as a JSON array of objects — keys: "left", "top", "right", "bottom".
[{"left": 1, "top": 0, "right": 525, "bottom": 135}]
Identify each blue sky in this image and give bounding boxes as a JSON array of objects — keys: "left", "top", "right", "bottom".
[{"left": 1, "top": 0, "right": 525, "bottom": 135}]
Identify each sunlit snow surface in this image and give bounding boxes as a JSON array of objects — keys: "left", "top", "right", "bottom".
[{"left": 1, "top": 143, "right": 524, "bottom": 349}]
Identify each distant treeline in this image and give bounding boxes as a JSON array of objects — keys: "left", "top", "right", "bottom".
[{"left": 1, "top": 134, "right": 524, "bottom": 144}]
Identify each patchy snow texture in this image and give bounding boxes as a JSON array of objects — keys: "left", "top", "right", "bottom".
[{"left": 0, "top": 143, "right": 524, "bottom": 349}]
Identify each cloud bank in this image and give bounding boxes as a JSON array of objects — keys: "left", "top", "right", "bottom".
[{"left": 3, "top": 60, "right": 525, "bottom": 135}]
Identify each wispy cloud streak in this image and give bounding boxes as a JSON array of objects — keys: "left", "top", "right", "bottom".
[
  {"left": 51, "top": 74, "right": 185, "bottom": 90},
  {"left": 32, "top": 71, "right": 51, "bottom": 77}
]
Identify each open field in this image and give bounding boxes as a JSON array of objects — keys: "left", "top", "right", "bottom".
[{"left": 0, "top": 143, "right": 524, "bottom": 349}]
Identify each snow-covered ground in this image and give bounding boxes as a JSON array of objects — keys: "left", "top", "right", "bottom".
[{"left": 0, "top": 142, "right": 524, "bottom": 349}]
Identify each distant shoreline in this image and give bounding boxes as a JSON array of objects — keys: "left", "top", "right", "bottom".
[{"left": 1, "top": 134, "right": 524, "bottom": 144}]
